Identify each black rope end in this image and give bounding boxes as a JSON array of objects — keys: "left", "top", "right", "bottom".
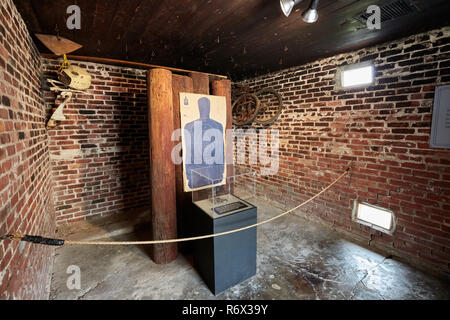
[
  {"left": 22, "top": 235, "right": 65, "bottom": 246},
  {"left": 1, "top": 234, "right": 65, "bottom": 246}
]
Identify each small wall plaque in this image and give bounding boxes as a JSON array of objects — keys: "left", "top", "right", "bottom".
[{"left": 430, "top": 85, "right": 450, "bottom": 149}]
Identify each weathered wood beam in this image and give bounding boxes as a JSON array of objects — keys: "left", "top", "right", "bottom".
[
  {"left": 212, "top": 80, "right": 234, "bottom": 192},
  {"left": 172, "top": 74, "right": 194, "bottom": 248},
  {"left": 41, "top": 53, "right": 227, "bottom": 79},
  {"left": 189, "top": 73, "right": 210, "bottom": 95},
  {"left": 148, "top": 68, "right": 178, "bottom": 264}
]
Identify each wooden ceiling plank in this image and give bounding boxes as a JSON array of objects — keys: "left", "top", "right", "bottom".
[{"left": 14, "top": 0, "right": 450, "bottom": 80}]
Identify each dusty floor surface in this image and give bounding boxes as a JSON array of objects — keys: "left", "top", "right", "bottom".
[{"left": 50, "top": 199, "right": 450, "bottom": 300}]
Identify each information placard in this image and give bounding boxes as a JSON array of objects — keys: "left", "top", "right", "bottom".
[{"left": 430, "top": 85, "right": 450, "bottom": 148}]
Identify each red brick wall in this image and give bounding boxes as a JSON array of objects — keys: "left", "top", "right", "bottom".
[
  {"left": 236, "top": 26, "right": 450, "bottom": 274},
  {"left": 0, "top": 0, "right": 56, "bottom": 299},
  {"left": 42, "top": 59, "right": 150, "bottom": 224}
]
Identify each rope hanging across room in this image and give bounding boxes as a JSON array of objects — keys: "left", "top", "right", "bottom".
[{"left": 0, "top": 168, "right": 350, "bottom": 247}]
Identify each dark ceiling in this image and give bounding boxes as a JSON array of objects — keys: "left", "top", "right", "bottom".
[{"left": 14, "top": 0, "right": 450, "bottom": 81}]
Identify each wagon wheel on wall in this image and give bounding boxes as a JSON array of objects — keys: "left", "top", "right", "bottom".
[
  {"left": 232, "top": 93, "right": 261, "bottom": 126},
  {"left": 253, "top": 88, "right": 283, "bottom": 126},
  {"left": 231, "top": 83, "right": 250, "bottom": 102}
]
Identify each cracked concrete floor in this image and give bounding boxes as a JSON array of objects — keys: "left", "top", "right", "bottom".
[{"left": 50, "top": 199, "right": 450, "bottom": 300}]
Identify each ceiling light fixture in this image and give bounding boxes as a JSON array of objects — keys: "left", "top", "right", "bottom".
[
  {"left": 302, "top": 0, "right": 320, "bottom": 23},
  {"left": 280, "top": 0, "right": 303, "bottom": 17}
]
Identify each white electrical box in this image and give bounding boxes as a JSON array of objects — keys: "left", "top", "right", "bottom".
[{"left": 430, "top": 85, "right": 450, "bottom": 149}]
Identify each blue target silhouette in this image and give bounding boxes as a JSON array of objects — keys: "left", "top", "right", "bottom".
[{"left": 184, "top": 97, "right": 225, "bottom": 189}]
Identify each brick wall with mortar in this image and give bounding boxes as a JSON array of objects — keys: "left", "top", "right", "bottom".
[
  {"left": 236, "top": 26, "right": 450, "bottom": 274},
  {"left": 0, "top": 0, "right": 56, "bottom": 299},
  {"left": 42, "top": 59, "right": 150, "bottom": 224}
]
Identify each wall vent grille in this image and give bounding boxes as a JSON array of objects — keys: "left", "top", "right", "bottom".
[{"left": 357, "top": 0, "right": 419, "bottom": 24}]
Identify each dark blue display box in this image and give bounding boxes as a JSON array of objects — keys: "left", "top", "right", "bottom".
[{"left": 192, "top": 195, "right": 257, "bottom": 295}]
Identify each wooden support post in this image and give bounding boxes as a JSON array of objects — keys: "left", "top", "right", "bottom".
[
  {"left": 189, "top": 73, "right": 210, "bottom": 95},
  {"left": 171, "top": 72, "right": 211, "bottom": 252},
  {"left": 212, "top": 80, "right": 234, "bottom": 192},
  {"left": 148, "top": 69, "right": 177, "bottom": 264},
  {"left": 172, "top": 75, "right": 194, "bottom": 246}
]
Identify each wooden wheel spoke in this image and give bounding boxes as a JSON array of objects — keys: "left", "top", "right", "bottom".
[
  {"left": 232, "top": 93, "right": 261, "bottom": 126},
  {"left": 253, "top": 88, "right": 283, "bottom": 126}
]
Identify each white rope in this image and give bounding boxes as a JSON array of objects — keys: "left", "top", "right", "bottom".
[{"left": 64, "top": 169, "right": 349, "bottom": 246}]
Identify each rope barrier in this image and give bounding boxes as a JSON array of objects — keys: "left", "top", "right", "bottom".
[{"left": 0, "top": 168, "right": 349, "bottom": 246}]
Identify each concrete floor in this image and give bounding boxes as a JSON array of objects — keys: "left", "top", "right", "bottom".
[{"left": 50, "top": 199, "right": 450, "bottom": 300}]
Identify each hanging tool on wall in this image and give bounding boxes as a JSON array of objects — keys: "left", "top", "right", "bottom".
[
  {"left": 35, "top": 33, "right": 92, "bottom": 128},
  {"left": 45, "top": 79, "right": 85, "bottom": 129}
]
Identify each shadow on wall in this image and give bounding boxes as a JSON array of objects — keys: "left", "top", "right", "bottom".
[
  {"left": 115, "top": 88, "right": 151, "bottom": 214},
  {"left": 42, "top": 59, "right": 151, "bottom": 224}
]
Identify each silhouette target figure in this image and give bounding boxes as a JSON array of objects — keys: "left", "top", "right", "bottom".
[{"left": 184, "top": 97, "right": 225, "bottom": 189}]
